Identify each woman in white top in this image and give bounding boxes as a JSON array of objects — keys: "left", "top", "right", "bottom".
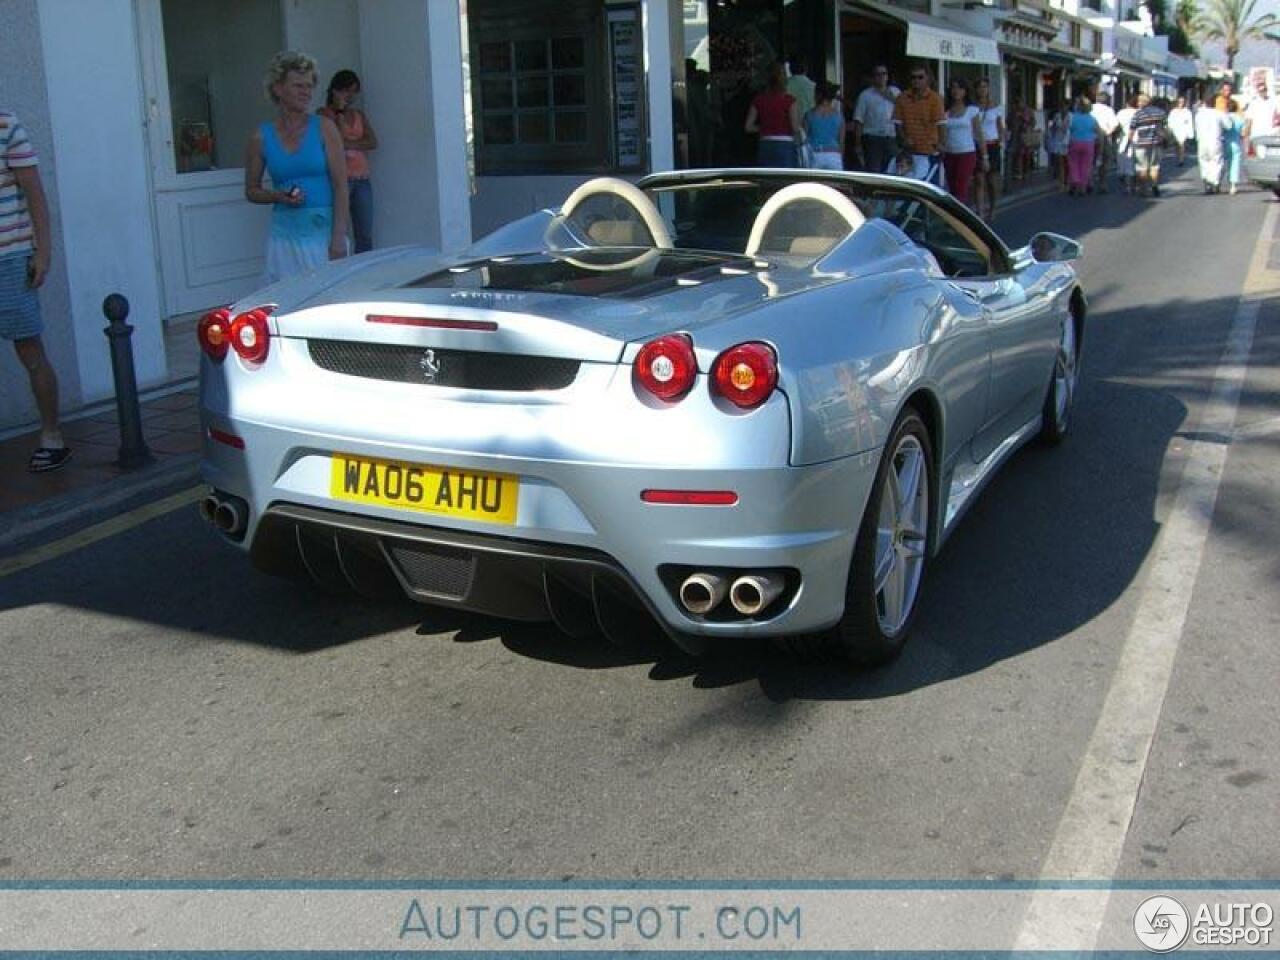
[
  {"left": 1195, "top": 96, "right": 1229, "bottom": 193},
  {"left": 973, "top": 77, "right": 1005, "bottom": 223},
  {"left": 1113, "top": 93, "right": 1138, "bottom": 194},
  {"left": 940, "top": 78, "right": 986, "bottom": 209}
]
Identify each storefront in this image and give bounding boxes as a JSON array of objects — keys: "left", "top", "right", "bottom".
[{"left": 0, "top": 0, "right": 679, "bottom": 431}]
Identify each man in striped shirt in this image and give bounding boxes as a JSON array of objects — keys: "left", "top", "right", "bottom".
[
  {"left": 2, "top": 108, "right": 68, "bottom": 472},
  {"left": 1129, "top": 94, "right": 1168, "bottom": 198}
]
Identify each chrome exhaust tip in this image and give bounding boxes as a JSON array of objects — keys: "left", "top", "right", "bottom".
[
  {"left": 199, "top": 495, "right": 220, "bottom": 526},
  {"left": 213, "top": 499, "right": 244, "bottom": 536},
  {"left": 678, "top": 572, "right": 729, "bottom": 615},
  {"left": 729, "top": 572, "right": 785, "bottom": 617}
]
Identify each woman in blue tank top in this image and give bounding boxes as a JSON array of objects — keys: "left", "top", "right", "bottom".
[
  {"left": 803, "top": 81, "right": 846, "bottom": 170},
  {"left": 244, "top": 51, "right": 348, "bottom": 284}
]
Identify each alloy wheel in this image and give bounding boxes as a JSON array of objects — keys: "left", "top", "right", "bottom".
[{"left": 873, "top": 434, "right": 929, "bottom": 637}]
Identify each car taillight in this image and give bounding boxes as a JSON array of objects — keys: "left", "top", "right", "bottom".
[
  {"left": 197, "top": 308, "right": 231, "bottom": 362},
  {"left": 712, "top": 342, "right": 778, "bottom": 409},
  {"left": 634, "top": 334, "right": 697, "bottom": 402},
  {"left": 229, "top": 308, "right": 271, "bottom": 364}
]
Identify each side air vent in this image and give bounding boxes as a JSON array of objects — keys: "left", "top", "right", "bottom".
[{"left": 307, "top": 339, "right": 579, "bottom": 391}]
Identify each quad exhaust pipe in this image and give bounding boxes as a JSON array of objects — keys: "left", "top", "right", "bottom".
[
  {"left": 729, "top": 572, "right": 785, "bottom": 616},
  {"left": 200, "top": 490, "right": 249, "bottom": 538},
  {"left": 678, "top": 569, "right": 786, "bottom": 618},
  {"left": 678, "top": 572, "right": 729, "bottom": 615}
]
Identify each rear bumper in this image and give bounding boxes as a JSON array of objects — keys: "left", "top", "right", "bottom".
[
  {"left": 199, "top": 340, "right": 880, "bottom": 638},
  {"left": 202, "top": 435, "right": 877, "bottom": 641}
]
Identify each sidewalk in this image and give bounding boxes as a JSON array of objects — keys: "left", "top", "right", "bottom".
[{"left": 0, "top": 315, "right": 203, "bottom": 548}]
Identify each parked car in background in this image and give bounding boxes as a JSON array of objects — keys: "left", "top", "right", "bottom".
[
  {"left": 1244, "top": 134, "right": 1280, "bottom": 196},
  {"left": 197, "top": 169, "right": 1086, "bottom": 667}
]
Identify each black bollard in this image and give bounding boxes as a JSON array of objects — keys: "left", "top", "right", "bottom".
[{"left": 102, "top": 293, "right": 154, "bottom": 469}]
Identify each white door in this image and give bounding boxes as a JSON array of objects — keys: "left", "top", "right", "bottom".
[{"left": 137, "top": 0, "right": 284, "bottom": 317}]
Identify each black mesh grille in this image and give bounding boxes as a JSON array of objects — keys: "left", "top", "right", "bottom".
[
  {"left": 307, "top": 340, "right": 580, "bottom": 391},
  {"left": 386, "top": 542, "right": 475, "bottom": 599}
]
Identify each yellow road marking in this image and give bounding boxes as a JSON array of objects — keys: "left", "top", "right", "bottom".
[{"left": 0, "top": 486, "right": 204, "bottom": 579}]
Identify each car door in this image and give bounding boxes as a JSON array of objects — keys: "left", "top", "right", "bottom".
[{"left": 923, "top": 203, "right": 1054, "bottom": 463}]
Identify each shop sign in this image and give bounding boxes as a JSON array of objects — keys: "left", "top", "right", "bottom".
[
  {"left": 608, "top": 5, "right": 643, "bottom": 169},
  {"left": 906, "top": 23, "right": 1000, "bottom": 65}
]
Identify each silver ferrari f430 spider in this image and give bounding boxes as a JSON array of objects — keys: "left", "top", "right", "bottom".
[{"left": 198, "top": 169, "right": 1085, "bottom": 665}]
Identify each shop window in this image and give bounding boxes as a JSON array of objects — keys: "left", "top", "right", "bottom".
[
  {"left": 160, "top": 0, "right": 283, "bottom": 174},
  {"left": 469, "top": 0, "right": 614, "bottom": 174}
]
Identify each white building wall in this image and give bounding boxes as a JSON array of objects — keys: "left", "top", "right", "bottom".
[
  {"left": 357, "top": 0, "right": 470, "bottom": 253},
  {"left": 37, "top": 0, "right": 165, "bottom": 408}
]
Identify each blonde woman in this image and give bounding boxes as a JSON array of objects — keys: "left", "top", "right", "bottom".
[
  {"left": 245, "top": 51, "right": 348, "bottom": 283},
  {"left": 973, "top": 77, "right": 1005, "bottom": 222}
]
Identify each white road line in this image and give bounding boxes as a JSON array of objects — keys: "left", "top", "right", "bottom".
[
  {"left": 1014, "top": 201, "right": 1279, "bottom": 950},
  {"left": 0, "top": 486, "right": 203, "bottom": 580}
]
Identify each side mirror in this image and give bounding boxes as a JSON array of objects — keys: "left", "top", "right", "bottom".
[{"left": 1028, "top": 231, "right": 1083, "bottom": 263}]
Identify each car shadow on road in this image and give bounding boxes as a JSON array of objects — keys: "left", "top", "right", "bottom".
[{"left": 463, "top": 376, "right": 1193, "bottom": 701}]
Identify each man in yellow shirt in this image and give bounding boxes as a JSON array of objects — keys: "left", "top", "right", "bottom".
[{"left": 893, "top": 66, "right": 945, "bottom": 182}]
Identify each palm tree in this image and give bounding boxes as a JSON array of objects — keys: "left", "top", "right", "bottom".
[{"left": 1195, "top": 0, "right": 1277, "bottom": 69}]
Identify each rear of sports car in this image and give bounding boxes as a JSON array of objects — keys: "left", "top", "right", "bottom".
[{"left": 197, "top": 247, "right": 877, "bottom": 649}]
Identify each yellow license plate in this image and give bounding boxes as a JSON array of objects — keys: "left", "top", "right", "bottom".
[{"left": 330, "top": 453, "right": 518, "bottom": 525}]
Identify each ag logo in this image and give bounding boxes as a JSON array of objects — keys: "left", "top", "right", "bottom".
[
  {"left": 419, "top": 349, "right": 442, "bottom": 383},
  {"left": 1134, "top": 896, "right": 1190, "bottom": 952}
]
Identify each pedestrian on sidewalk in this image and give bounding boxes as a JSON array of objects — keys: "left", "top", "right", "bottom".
[
  {"left": 1046, "top": 101, "right": 1071, "bottom": 191},
  {"left": 893, "top": 64, "right": 946, "bottom": 184},
  {"left": 1090, "top": 92, "right": 1119, "bottom": 192},
  {"left": 1066, "top": 96, "right": 1100, "bottom": 197},
  {"left": 851, "top": 64, "right": 899, "bottom": 174},
  {"left": 941, "top": 78, "right": 985, "bottom": 208},
  {"left": 1129, "top": 94, "right": 1167, "bottom": 198},
  {"left": 1, "top": 108, "right": 69, "bottom": 473},
  {"left": 974, "top": 77, "right": 1005, "bottom": 222},
  {"left": 803, "top": 81, "right": 846, "bottom": 170},
  {"left": 1114, "top": 93, "right": 1138, "bottom": 193},
  {"left": 245, "top": 51, "right": 349, "bottom": 284},
  {"left": 1167, "top": 96, "right": 1194, "bottom": 165},
  {"left": 1224, "top": 97, "right": 1246, "bottom": 195},
  {"left": 1195, "top": 95, "right": 1227, "bottom": 193},
  {"left": 1007, "top": 93, "right": 1034, "bottom": 181},
  {"left": 318, "top": 69, "right": 377, "bottom": 254},
  {"left": 745, "top": 62, "right": 802, "bottom": 168}
]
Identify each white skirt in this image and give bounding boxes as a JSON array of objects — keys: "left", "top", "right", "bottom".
[{"left": 264, "top": 206, "right": 333, "bottom": 285}]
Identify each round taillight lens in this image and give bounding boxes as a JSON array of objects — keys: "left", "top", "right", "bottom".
[
  {"left": 197, "top": 308, "right": 231, "bottom": 362},
  {"left": 712, "top": 342, "right": 778, "bottom": 409},
  {"left": 634, "top": 334, "right": 697, "bottom": 402},
  {"left": 230, "top": 309, "right": 271, "bottom": 364}
]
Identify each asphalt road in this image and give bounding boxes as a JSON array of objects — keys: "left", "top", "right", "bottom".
[{"left": 1, "top": 167, "right": 1277, "bottom": 892}]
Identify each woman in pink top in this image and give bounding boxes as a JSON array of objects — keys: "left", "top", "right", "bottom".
[
  {"left": 319, "top": 70, "right": 378, "bottom": 253},
  {"left": 744, "top": 62, "right": 801, "bottom": 167}
]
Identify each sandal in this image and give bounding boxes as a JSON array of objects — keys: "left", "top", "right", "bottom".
[{"left": 28, "top": 446, "right": 72, "bottom": 473}]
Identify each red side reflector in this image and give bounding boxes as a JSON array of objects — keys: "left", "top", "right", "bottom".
[
  {"left": 208, "top": 427, "right": 245, "bottom": 450},
  {"left": 641, "top": 489, "right": 738, "bottom": 506},
  {"left": 367, "top": 314, "right": 498, "bottom": 332}
]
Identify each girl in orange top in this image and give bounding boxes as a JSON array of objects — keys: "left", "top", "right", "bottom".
[{"left": 319, "top": 70, "right": 378, "bottom": 253}]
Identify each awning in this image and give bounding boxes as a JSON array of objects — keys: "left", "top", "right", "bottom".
[
  {"left": 852, "top": 2, "right": 1001, "bottom": 66},
  {"left": 1001, "top": 46, "right": 1079, "bottom": 70}
]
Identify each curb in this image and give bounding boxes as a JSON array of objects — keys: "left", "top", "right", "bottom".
[{"left": 0, "top": 452, "right": 201, "bottom": 556}]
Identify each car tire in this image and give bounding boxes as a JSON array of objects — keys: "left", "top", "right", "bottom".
[
  {"left": 1040, "top": 300, "right": 1080, "bottom": 444},
  {"left": 786, "top": 409, "right": 933, "bottom": 667}
]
